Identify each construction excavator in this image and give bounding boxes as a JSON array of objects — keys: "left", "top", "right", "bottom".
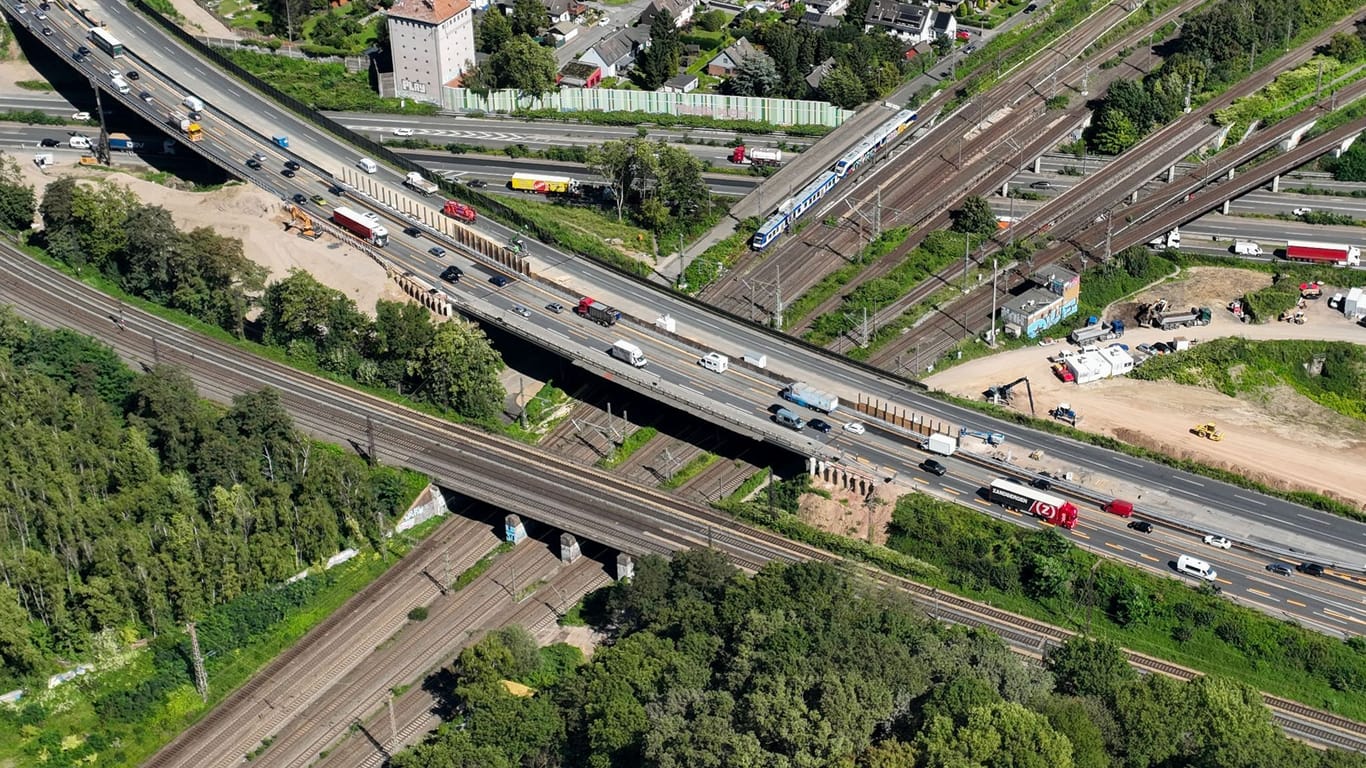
[
  {"left": 983, "top": 377, "right": 1036, "bottom": 416},
  {"left": 1136, "top": 298, "right": 1169, "bottom": 326},
  {"left": 1190, "top": 423, "right": 1224, "bottom": 441},
  {"left": 285, "top": 204, "right": 321, "bottom": 240}
]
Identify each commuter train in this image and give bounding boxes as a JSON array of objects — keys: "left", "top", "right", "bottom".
[{"left": 752, "top": 109, "right": 918, "bottom": 250}]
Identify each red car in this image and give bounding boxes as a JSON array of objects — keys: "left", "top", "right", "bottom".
[{"left": 1052, "top": 363, "right": 1075, "bottom": 382}]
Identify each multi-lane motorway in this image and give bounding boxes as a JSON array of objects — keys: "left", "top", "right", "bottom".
[{"left": 11, "top": 0, "right": 1366, "bottom": 592}]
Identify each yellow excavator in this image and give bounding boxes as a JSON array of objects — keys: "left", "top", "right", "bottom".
[
  {"left": 1190, "top": 423, "right": 1223, "bottom": 441},
  {"left": 285, "top": 204, "right": 320, "bottom": 240}
]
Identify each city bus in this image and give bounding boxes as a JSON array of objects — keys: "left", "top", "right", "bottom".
[{"left": 88, "top": 27, "right": 124, "bottom": 58}]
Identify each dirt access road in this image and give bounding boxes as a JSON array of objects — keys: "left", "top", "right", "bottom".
[{"left": 925, "top": 267, "right": 1366, "bottom": 509}]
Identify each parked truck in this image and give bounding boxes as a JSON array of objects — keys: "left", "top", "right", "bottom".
[
  {"left": 1284, "top": 240, "right": 1361, "bottom": 267},
  {"left": 166, "top": 112, "right": 203, "bottom": 142},
  {"left": 575, "top": 297, "right": 620, "bottom": 326},
  {"left": 1068, "top": 318, "right": 1124, "bottom": 345},
  {"left": 510, "top": 172, "right": 577, "bottom": 194},
  {"left": 611, "top": 339, "right": 646, "bottom": 367},
  {"left": 331, "top": 206, "right": 390, "bottom": 247},
  {"left": 1153, "top": 306, "right": 1212, "bottom": 330},
  {"left": 404, "top": 171, "right": 441, "bottom": 196},
  {"left": 987, "top": 479, "right": 1078, "bottom": 529},
  {"left": 921, "top": 433, "right": 957, "bottom": 456},
  {"left": 442, "top": 200, "right": 476, "bottom": 222},
  {"left": 106, "top": 132, "right": 142, "bottom": 151},
  {"left": 1148, "top": 227, "right": 1180, "bottom": 249},
  {"left": 730, "top": 145, "right": 783, "bottom": 167},
  {"left": 782, "top": 382, "right": 839, "bottom": 414}
]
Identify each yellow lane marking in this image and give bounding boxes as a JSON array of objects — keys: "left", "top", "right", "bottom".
[
  {"left": 1286, "top": 599, "right": 1307, "bottom": 608},
  {"left": 1139, "top": 553, "right": 1160, "bottom": 563},
  {"left": 1246, "top": 588, "right": 1273, "bottom": 599},
  {"left": 1104, "top": 542, "right": 1125, "bottom": 551}
]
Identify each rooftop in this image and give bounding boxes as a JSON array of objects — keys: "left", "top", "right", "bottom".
[{"left": 388, "top": 0, "right": 470, "bottom": 23}]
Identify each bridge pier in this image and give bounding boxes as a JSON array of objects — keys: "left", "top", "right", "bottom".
[
  {"left": 1128, "top": 190, "right": 1139, "bottom": 204},
  {"left": 1000, "top": 181, "right": 1010, "bottom": 197},
  {"left": 1332, "top": 133, "right": 1359, "bottom": 158},
  {"left": 1280, "top": 122, "right": 1315, "bottom": 152},
  {"left": 615, "top": 553, "right": 635, "bottom": 581},
  {"left": 1166, "top": 165, "right": 1176, "bottom": 183},
  {"left": 1269, "top": 175, "right": 1280, "bottom": 193},
  {"left": 504, "top": 514, "right": 527, "bottom": 544},
  {"left": 1031, "top": 156, "right": 1042, "bottom": 174},
  {"left": 1222, "top": 200, "right": 1231, "bottom": 215},
  {"left": 808, "top": 457, "right": 874, "bottom": 499},
  {"left": 559, "top": 533, "right": 581, "bottom": 563}
]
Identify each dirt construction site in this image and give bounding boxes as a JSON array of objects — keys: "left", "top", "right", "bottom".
[{"left": 925, "top": 267, "right": 1366, "bottom": 510}]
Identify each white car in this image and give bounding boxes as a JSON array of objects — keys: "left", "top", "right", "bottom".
[
  {"left": 71, "top": 111, "right": 90, "bottom": 121},
  {"left": 1202, "top": 535, "right": 1232, "bottom": 550},
  {"left": 843, "top": 422, "right": 866, "bottom": 435},
  {"left": 1292, "top": 207, "right": 1312, "bottom": 216},
  {"left": 392, "top": 127, "right": 414, "bottom": 137}
]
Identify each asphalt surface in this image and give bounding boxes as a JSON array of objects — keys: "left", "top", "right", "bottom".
[{"left": 7, "top": 0, "right": 1365, "bottom": 627}]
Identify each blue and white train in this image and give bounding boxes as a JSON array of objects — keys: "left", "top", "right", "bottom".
[{"left": 752, "top": 108, "right": 918, "bottom": 250}]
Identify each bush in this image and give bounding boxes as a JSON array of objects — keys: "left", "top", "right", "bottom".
[
  {"left": 1239, "top": 278, "right": 1300, "bottom": 323},
  {"left": 408, "top": 606, "right": 429, "bottom": 621}
]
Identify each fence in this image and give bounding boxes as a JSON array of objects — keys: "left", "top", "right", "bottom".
[
  {"left": 442, "top": 88, "right": 854, "bottom": 128},
  {"left": 200, "top": 36, "right": 369, "bottom": 73}
]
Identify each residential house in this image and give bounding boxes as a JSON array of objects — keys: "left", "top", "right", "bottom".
[
  {"left": 661, "top": 73, "right": 699, "bottom": 93},
  {"left": 638, "top": 0, "right": 694, "bottom": 28},
  {"left": 558, "top": 60, "right": 602, "bottom": 88},
  {"left": 999, "top": 267, "right": 1081, "bottom": 339},
  {"left": 863, "top": 0, "right": 932, "bottom": 44},
  {"left": 387, "top": 0, "right": 477, "bottom": 105},
  {"left": 805, "top": 56, "right": 836, "bottom": 92},
  {"left": 801, "top": 10, "right": 842, "bottom": 29},
  {"left": 579, "top": 25, "right": 651, "bottom": 78},
  {"left": 932, "top": 10, "right": 957, "bottom": 39},
  {"left": 544, "top": 0, "right": 584, "bottom": 24},
  {"left": 805, "top": 0, "right": 848, "bottom": 17},
  {"left": 706, "top": 37, "right": 763, "bottom": 77}
]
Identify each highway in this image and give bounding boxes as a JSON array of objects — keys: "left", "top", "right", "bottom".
[{"left": 12, "top": 0, "right": 1366, "bottom": 600}]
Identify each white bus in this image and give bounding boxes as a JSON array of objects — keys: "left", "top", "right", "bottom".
[{"left": 88, "top": 27, "right": 124, "bottom": 58}]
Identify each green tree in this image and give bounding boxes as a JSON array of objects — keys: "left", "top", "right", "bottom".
[
  {"left": 0, "top": 153, "right": 35, "bottom": 230},
  {"left": 1329, "top": 138, "right": 1366, "bottom": 182},
  {"left": 409, "top": 320, "right": 505, "bottom": 420},
  {"left": 1045, "top": 636, "right": 1137, "bottom": 699},
  {"left": 696, "top": 8, "right": 728, "bottom": 31},
  {"left": 932, "top": 35, "right": 953, "bottom": 57},
  {"left": 820, "top": 64, "right": 868, "bottom": 109},
  {"left": 1090, "top": 107, "right": 1140, "bottom": 155},
  {"left": 634, "top": 10, "right": 681, "bottom": 90},
  {"left": 1324, "top": 31, "right": 1365, "bottom": 63},
  {"left": 487, "top": 34, "right": 558, "bottom": 95},
  {"left": 0, "top": 582, "right": 45, "bottom": 681},
  {"left": 950, "top": 195, "right": 998, "bottom": 235},
  {"left": 478, "top": 8, "right": 513, "bottom": 53},
  {"left": 917, "top": 701, "right": 1075, "bottom": 768},
  {"left": 729, "top": 54, "right": 780, "bottom": 97},
  {"left": 509, "top": 0, "right": 547, "bottom": 36}
]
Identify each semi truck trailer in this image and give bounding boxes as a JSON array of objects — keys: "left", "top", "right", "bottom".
[
  {"left": 782, "top": 382, "right": 839, "bottom": 414},
  {"left": 987, "top": 479, "right": 1078, "bottom": 529},
  {"left": 730, "top": 145, "right": 783, "bottom": 166},
  {"left": 1068, "top": 319, "right": 1124, "bottom": 345},
  {"left": 576, "top": 297, "right": 621, "bottom": 326},
  {"left": 1284, "top": 240, "right": 1361, "bottom": 267},
  {"left": 332, "top": 206, "right": 390, "bottom": 247},
  {"left": 404, "top": 172, "right": 441, "bottom": 196}
]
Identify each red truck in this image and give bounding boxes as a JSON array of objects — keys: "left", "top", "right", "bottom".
[
  {"left": 575, "top": 297, "right": 620, "bottom": 326},
  {"left": 1284, "top": 240, "right": 1361, "bottom": 266},
  {"left": 443, "top": 200, "right": 476, "bottom": 223},
  {"left": 332, "top": 206, "right": 389, "bottom": 247},
  {"left": 987, "top": 479, "right": 1078, "bottom": 529},
  {"left": 730, "top": 145, "right": 783, "bottom": 167}
]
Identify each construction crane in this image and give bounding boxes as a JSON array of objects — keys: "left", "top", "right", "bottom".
[
  {"left": 284, "top": 204, "right": 320, "bottom": 240},
  {"left": 983, "top": 377, "right": 1036, "bottom": 416}
]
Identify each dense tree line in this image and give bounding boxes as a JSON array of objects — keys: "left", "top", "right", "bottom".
[
  {"left": 390, "top": 551, "right": 1366, "bottom": 768},
  {"left": 31, "top": 178, "right": 506, "bottom": 422},
  {"left": 586, "top": 138, "right": 710, "bottom": 232},
  {"left": 729, "top": 13, "right": 911, "bottom": 107},
  {"left": 0, "top": 313, "right": 417, "bottom": 689},
  {"left": 1087, "top": 0, "right": 1363, "bottom": 154}
]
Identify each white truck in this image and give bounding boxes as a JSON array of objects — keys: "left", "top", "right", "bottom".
[
  {"left": 182, "top": 95, "right": 204, "bottom": 114},
  {"left": 921, "top": 433, "right": 957, "bottom": 456},
  {"left": 611, "top": 340, "right": 646, "bottom": 368},
  {"left": 1148, "top": 227, "right": 1180, "bottom": 249},
  {"left": 1233, "top": 240, "right": 1263, "bottom": 256},
  {"left": 404, "top": 171, "right": 440, "bottom": 196}
]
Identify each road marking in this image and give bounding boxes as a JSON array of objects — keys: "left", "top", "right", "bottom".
[
  {"left": 1233, "top": 494, "right": 1266, "bottom": 506},
  {"left": 943, "top": 487, "right": 960, "bottom": 496},
  {"left": 1070, "top": 530, "right": 1089, "bottom": 539},
  {"left": 913, "top": 477, "right": 928, "bottom": 485},
  {"left": 1139, "top": 553, "right": 1159, "bottom": 562},
  {"left": 973, "top": 498, "right": 992, "bottom": 505},
  {"left": 1104, "top": 542, "right": 1125, "bottom": 551},
  {"left": 1113, "top": 457, "right": 1142, "bottom": 467},
  {"left": 1173, "top": 476, "right": 1204, "bottom": 487},
  {"left": 1323, "top": 609, "right": 1365, "bottom": 626},
  {"left": 1246, "top": 588, "right": 1274, "bottom": 599},
  {"left": 1287, "top": 599, "right": 1307, "bottom": 607}
]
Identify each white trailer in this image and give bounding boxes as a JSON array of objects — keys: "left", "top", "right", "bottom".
[
  {"left": 922, "top": 433, "right": 957, "bottom": 456},
  {"left": 611, "top": 340, "right": 646, "bottom": 367}
]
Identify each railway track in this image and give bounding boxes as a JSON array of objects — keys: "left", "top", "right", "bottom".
[
  {"left": 1, "top": 249, "right": 1362, "bottom": 753},
  {"left": 701, "top": 0, "right": 1204, "bottom": 316}
]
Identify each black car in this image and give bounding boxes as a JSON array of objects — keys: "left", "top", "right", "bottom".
[
  {"left": 440, "top": 266, "right": 463, "bottom": 283},
  {"left": 1296, "top": 562, "right": 1325, "bottom": 577},
  {"left": 428, "top": 246, "right": 447, "bottom": 258},
  {"left": 41, "top": 26, "right": 52, "bottom": 36},
  {"left": 490, "top": 275, "right": 511, "bottom": 287},
  {"left": 126, "top": 71, "right": 140, "bottom": 80},
  {"left": 139, "top": 90, "right": 154, "bottom": 103},
  {"left": 1030, "top": 476, "right": 1053, "bottom": 491},
  {"left": 921, "top": 459, "right": 948, "bottom": 476},
  {"left": 40, "top": 138, "right": 59, "bottom": 147},
  {"left": 1024, "top": 2, "right": 1037, "bottom": 11},
  {"left": 403, "top": 226, "right": 422, "bottom": 238},
  {"left": 291, "top": 193, "right": 307, "bottom": 205},
  {"left": 1128, "top": 520, "right": 1154, "bottom": 534},
  {"left": 77, "top": 45, "right": 90, "bottom": 56},
  {"left": 466, "top": 178, "right": 488, "bottom": 188},
  {"left": 808, "top": 418, "right": 833, "bottom": 434},
  {"left": 245, "top": 157, "right": 262, "bottom": 170},
  {"left": 283, "top": 160, "right": 301, "bottom": 171},
  {"left": 281, "top": 169, "right": 296, "bottom": 178}
]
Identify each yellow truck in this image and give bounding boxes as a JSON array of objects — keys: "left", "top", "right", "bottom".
[
  {"left": 166, "top": 112, "right": 203, "bottom": 142},
  {"left": 509, "top": 172, "right": 577, "bottom": 194}
]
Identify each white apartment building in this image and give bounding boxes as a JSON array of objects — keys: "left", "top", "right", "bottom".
[{"left": 387, "top": 0, "right": 476, "bottom": 105}]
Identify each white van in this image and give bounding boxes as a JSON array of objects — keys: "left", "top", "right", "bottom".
[
  {"left": 1233, "top": 241, "right": 1262, "bottom": 256},
  {"left": 111, "top": 77, "right": 130, "bottom": 95},
  {"left": 699, "top": 352, "right": 729, "bottom": 373},
  {"left": 357, "top": 158, "right": 378, "bottom": 173},
  {"left": 69, "top": 135, "right": 91, "bottom": 149},
  {"left": 742, "top": 351, "right": 767, "bottom": 369},
  {"left": 1176, "top": 554, "right": 1217, "bottom": 582}
]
